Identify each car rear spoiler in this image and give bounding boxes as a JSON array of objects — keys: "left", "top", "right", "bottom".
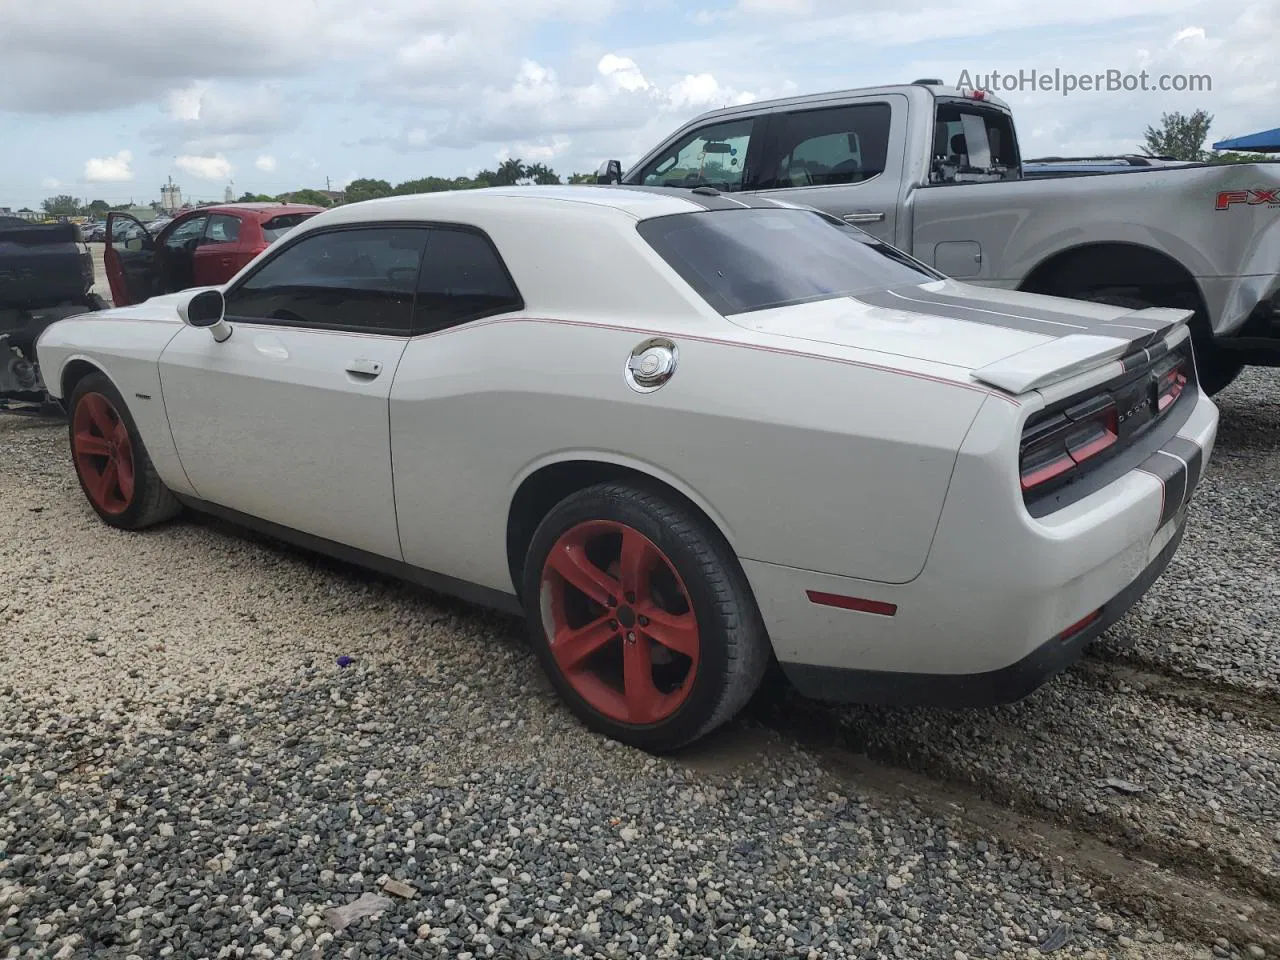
[{"left": 969, "top": 307, "right": 1193, "bottom": 394}]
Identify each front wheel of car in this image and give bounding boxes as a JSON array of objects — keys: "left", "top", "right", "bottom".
[
  {"left": 68, "top": 372, "right": 182, "bottom": 530},
  {"left": 522, "top": 481, "right": 772, "bottom": 753}
]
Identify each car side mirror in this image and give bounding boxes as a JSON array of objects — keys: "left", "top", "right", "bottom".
[
  {"left": 178, "top": 288, "right": 232, "bottom": 343},
  {"left": 596, "top": 159, "right": 623, "bottom": 185}
]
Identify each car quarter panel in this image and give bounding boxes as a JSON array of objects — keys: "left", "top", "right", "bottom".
[
  {"left": 35, "top": 314, "right": 195, "bottom": 496},
  {"left": 388, "top": 314, "right": 989, "bottom": 595},
  {"left": 748, "top": 380, "right": 1219, "bottom": 679}
]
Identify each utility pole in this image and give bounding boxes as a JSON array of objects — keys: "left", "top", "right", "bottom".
[{"left": 325, "top": 176, "right": 331, "bottom": 193}]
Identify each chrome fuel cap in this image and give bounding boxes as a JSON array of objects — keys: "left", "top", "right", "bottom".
[{"left": 625, "top": 338, "right": 679, "bottom": 392}]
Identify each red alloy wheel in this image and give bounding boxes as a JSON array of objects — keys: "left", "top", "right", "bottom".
[
  {"left": 540, "top": 520, "right": 701, "bottom": 725},
  {"left": 72, "top": 392, "right": 136, "bottom": 515}
]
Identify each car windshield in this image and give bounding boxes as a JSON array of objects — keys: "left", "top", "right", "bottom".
[
  {"left": 636, "top": 207, "right": 943, "bottom": 315},
  {"left": 262, "top": 213, "right": 318, "bottom": 242}
]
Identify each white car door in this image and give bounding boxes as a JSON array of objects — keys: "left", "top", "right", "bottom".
[{"left": 158, "top": 224, "right": 430, "bottom": 559}]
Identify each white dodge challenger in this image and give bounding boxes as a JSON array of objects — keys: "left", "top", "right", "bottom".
[{"left": 36, "top": 185, "right": 1219, "bottom": 751}]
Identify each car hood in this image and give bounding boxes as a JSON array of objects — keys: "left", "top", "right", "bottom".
[
  {"left": 93, "top": 286, "right": 225, "bottom": 323},
  {"left": 723, "top": 278, "right": 1192, "bottom": 393}
]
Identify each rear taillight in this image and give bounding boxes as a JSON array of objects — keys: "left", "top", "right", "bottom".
[
  {"left": 1019, "top": 396, "right": 1118, "bottom": 493},
  {"left": 1153, "top": 354, "right": 1188, "bottom": 412}
]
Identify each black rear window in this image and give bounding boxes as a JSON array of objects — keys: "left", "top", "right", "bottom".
[
  {"left": 262, "top": 213, "right": 318, "bottom": 242},
  {"left": 636, "top": 207, "right": 942, "bottom": 315}
]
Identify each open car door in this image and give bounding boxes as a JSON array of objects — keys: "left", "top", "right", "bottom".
[{"left": 104, "top": 212, "right": 161, "bottom": 306}]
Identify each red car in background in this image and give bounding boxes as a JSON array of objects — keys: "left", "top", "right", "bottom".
[{"left": 104, "top": 203, "right": 324, "bottom": 306}]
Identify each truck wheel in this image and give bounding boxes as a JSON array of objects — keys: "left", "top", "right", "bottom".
[
  {"left": 522, "top": 481, "right": 771, "bottom": 753},
  {"left": 68, "top": 372, "right": 181, "bottom": 530},
  {"left": 1074, "top": 290, "right": 1243, "bottom": 396}
]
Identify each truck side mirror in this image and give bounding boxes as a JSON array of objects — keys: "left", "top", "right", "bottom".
[{"left": 596, "top": 160, "right": 623, "bottom": 185}]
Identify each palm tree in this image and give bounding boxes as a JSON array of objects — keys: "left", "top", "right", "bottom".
[
  {"left": 524, "top": 162, "right": 560, "bottom": 185},
  {"left": 494, "top": 158, "right": 526, "bottom": 186}
]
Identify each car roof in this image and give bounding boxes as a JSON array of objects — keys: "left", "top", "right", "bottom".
[
  {"left": 299, "top": 185, "right": 804, "bottom": 230},
  {"left": 180, "top": 203, "right": 325, "bottom": 219}
]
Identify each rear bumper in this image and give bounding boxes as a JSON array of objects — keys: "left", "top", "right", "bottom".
[
  {"left": 742, "top": 386, "right": 1218, "bottom": 707},
  {"left": 778, "top": 515, "right": 1183, "bottom": 707}
]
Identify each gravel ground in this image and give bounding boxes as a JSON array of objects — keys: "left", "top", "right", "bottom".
[
  {"left": 0, "top": 417, "right": 1192, "bottom": 960},
  {"left": 3, "top": 353, "right": 1279, "bottom": 958},
  {"left": 814, "top": 671, "right": 1280, "bottom": 896},
  {"left": 1093, "top": 368, "right": 1280, "bottom": 694}
]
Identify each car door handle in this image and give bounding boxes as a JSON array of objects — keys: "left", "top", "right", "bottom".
[
  {"left": 842, "top": 210, "right": 885, "bottom": 224},
  {"left": 346, "top": 358, "right": 383, "bottom": 378}
]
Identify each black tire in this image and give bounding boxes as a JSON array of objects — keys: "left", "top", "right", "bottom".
[
  {"left": 1073, "top": 289, "right": 1243, "bottom": 396},
  {"left": 522, "top": 481, "right": 771, "bottom": 752},
  {"left": 67, "top": 372, "right": 182, "bottom": 530}
]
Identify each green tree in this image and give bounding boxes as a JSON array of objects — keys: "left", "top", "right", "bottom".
[
  {"left": 492, "top": 158, "right": 526, "bottom": 186},
  {"left": 393, "top": 176, "right": 465, "bottom": 194},
  {"left": 344, "top": 178, "right": 394, "bottom": 203},
  {"left": 567, "top": 172, "right": 597, "bottom": 183},
  {"left": 87, "top": 199, "right": 110, "bottom": 217},
  {"left": 237, "top": 192, "right": 277, "bottom": 202},
  {"left": 1142, "top": 109, "right": 1214, "bottom": 161},
  {"left": 1209, "top": 150, "right": 1271, "bottom": 164},
  {"left": 524, "top": 162, "right": 561, "bottom": 185},
  {"left": 42, "top": 194, "right": 84, "bottom": 216},
  {"left": 284, "top": 188, "right": 334, "bottom": 207}
]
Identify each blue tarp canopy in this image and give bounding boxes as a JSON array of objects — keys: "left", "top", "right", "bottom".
[{"left": 1212, "top": 127, "right": 1280, "bottom": 153}]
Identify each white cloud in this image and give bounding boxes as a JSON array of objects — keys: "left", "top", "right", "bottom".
[
  {"left": 667, "top": 73, "right": 756, "bottom": 110},
  {"left": 255, "top": 155, "right": 277, "bottom": 172},
  {"left": 740, "top": 0, "right": 813, "bottom": 12},
  {"left": 496, "top": 136, "right": 573, "bottom": 162},
  {"left": 166, "top": 82, "right": 209, "bottom": 121},
  {"left": 175, "top": 154, "right": 233, "bottom": 181},
  {"left": 0, "top": 0, "right": 616, "bottom": 114},
  {"left": 149, "top": 83, "right": 289, "bottom": 154},
  {"left": 385, "top": 53, "right": 761, "bottom": 154},
  {"left": 41, "top": 177, "right": 61, "bottom": 189},
  {"left": 597, "top": 54, "right": 650, "bottom": 92},
  {"left": 84, "top": 150, "right": 134, "bottom": 183},
  {"left": 2, "top": 0, "right": 1273, "bottom": 203}
]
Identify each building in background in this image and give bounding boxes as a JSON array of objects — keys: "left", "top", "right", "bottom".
[{"left": 160, "top": 179, "right": 183, "bottom": 213}]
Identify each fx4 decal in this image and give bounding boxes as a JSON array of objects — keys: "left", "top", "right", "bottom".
[{"left": 1216, "top": 188, "right": 1280, "bottom": 210}]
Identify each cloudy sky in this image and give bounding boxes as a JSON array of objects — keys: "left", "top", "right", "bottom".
[{"left": 0, "top": 0, "right": 1273, "bottom": 209}]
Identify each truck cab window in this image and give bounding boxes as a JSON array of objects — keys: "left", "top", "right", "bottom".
[
  {"left": 763, "top": 102, "right": 891, "bottom": 190},
  {"left": 930, "top": 104, "right": 1019, "bottom": 184},
  {"left": 637, "top": 118, "right": 755, "bottom": 191}
]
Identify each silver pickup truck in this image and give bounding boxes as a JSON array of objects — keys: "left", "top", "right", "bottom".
[{"left": 596, "top": 80, "right": 1280, "bottom": 394}]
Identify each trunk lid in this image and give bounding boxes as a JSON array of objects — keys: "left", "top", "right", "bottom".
[{"left": 723, "top": 279, "right": 1192, "bottom": 393}]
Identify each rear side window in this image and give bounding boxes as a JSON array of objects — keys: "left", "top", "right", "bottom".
[
  {"left": 224, "top": 226, "right": 429, "bottom": 334},
  {"left": 203, "top": 214, "right": 242, "bottom": 244},
  {"left": 414, "top": 227, "right": 522, "bottom": 334},
  {"left": 262, "top": 213, "right": 318, "bottom": 243},
  {"left": 931, "top": 104, "right": 1018, "bottom": 182},
  {"left": 637, "top": 207, "right": 942, "bottom": 315},
  {"left": 764, "top": 103, "right": 892, "bottom": 189}
]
